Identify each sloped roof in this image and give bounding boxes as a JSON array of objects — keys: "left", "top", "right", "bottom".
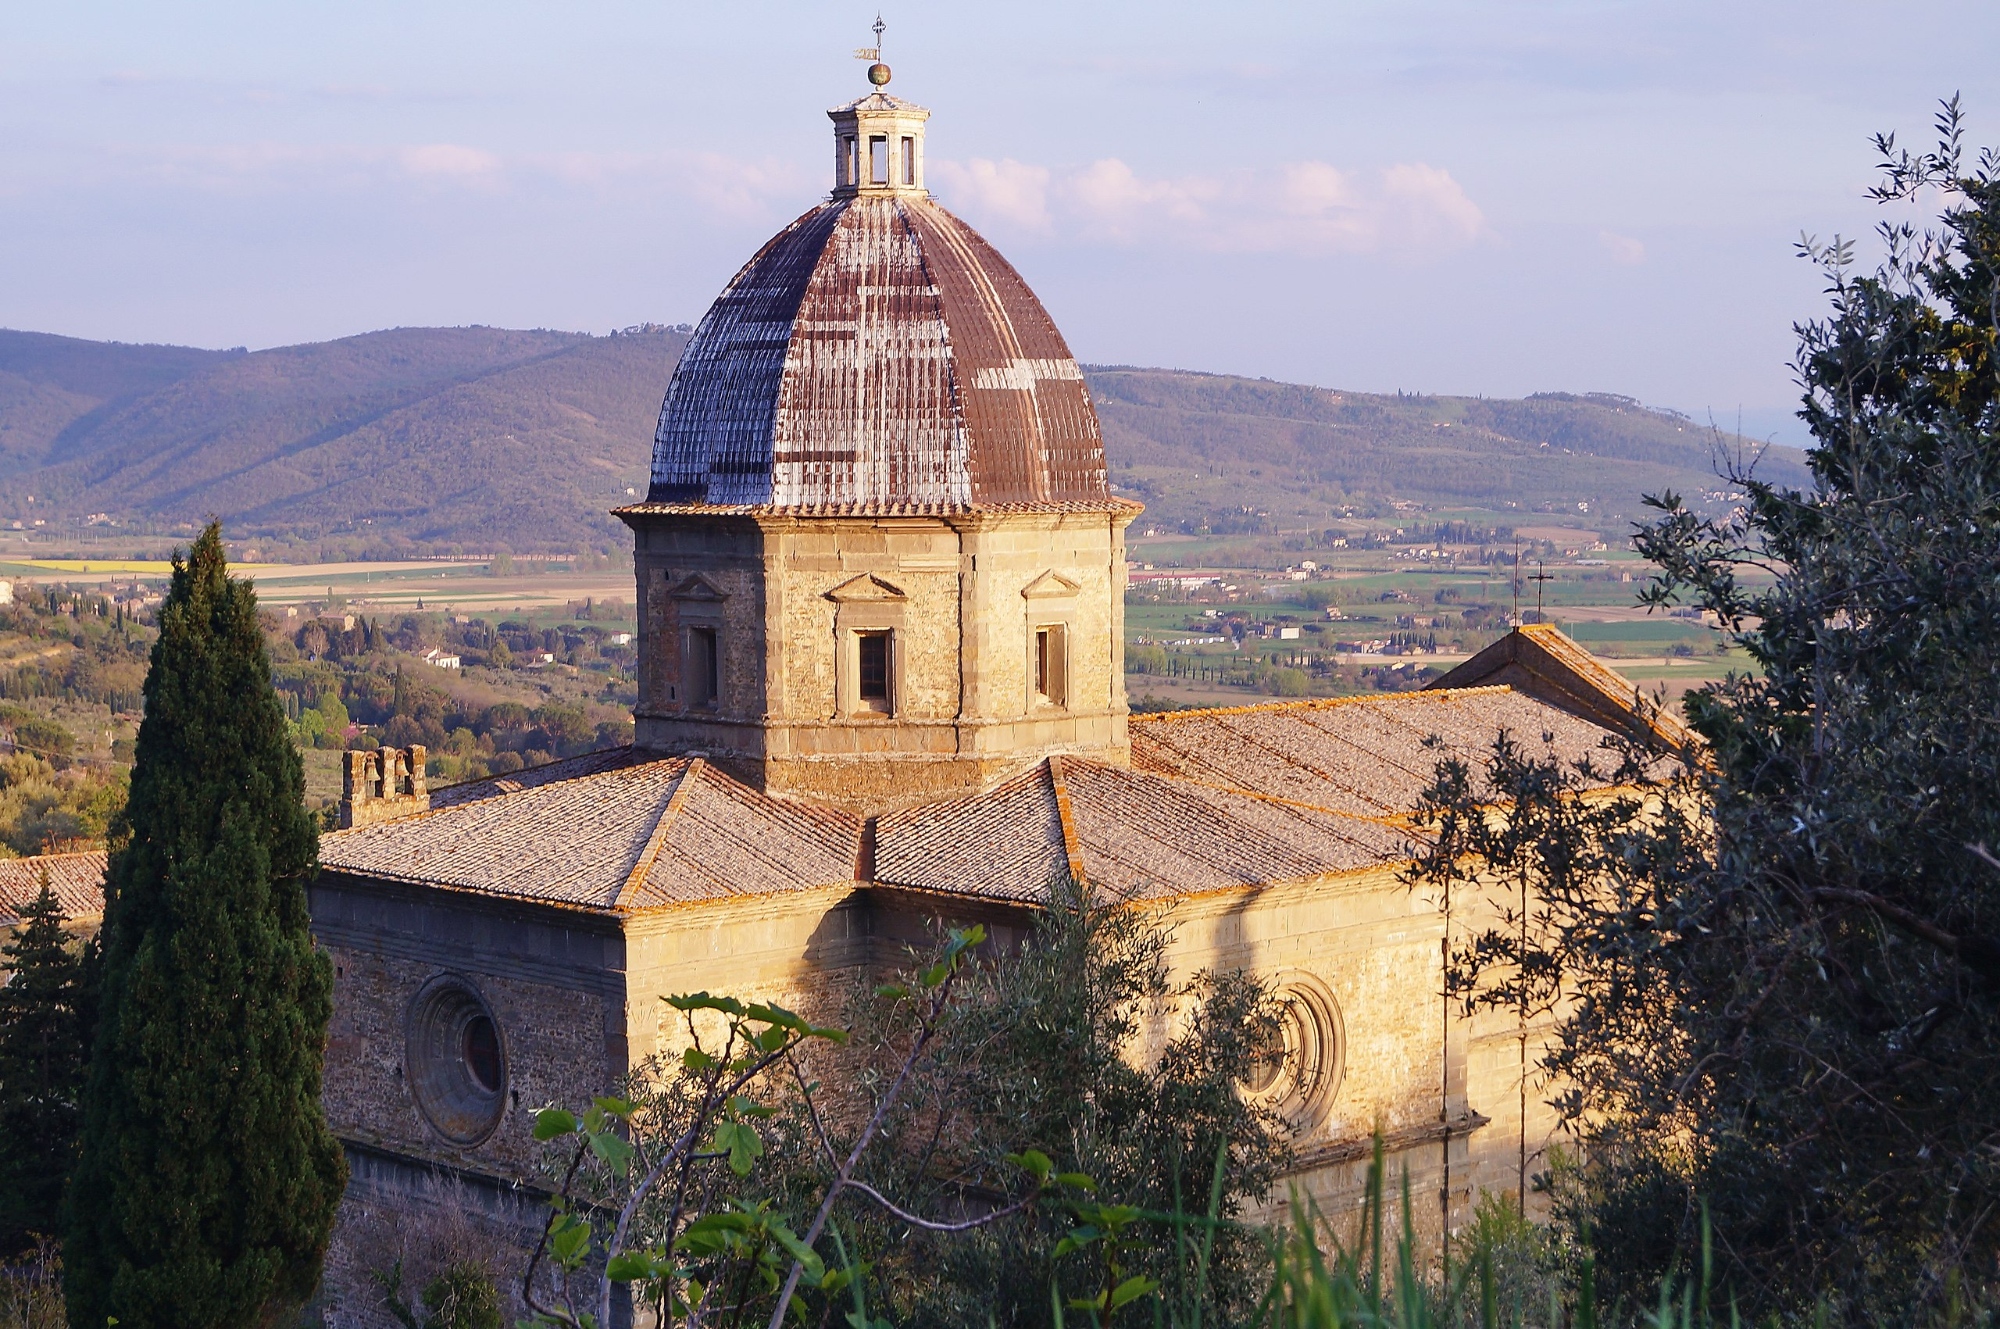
[
  {"left": 0, "top": 632, "right": 1663, "bottom": 923},
  {"left": 1129, "top": 686, "right": 1623, "bottom": 818},
  {"left": 868, "top": 752, "right": 1409, "bottom": 902},
  {"left": 1428, "top": 624, "right": 1696, "bottom": 749},
  {"left": 323, "top": 754, "right": 860, "bottom": 910},
  {"left": 0, "top": 851, "right": 109, "bottom": 927},
  {"left": 645, "top": 195, "right": 1109, "bottom": 509}
]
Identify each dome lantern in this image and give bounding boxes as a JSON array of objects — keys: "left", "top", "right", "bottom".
[{"left": 829, "top": 90, "right": 928, "bottom": 198}]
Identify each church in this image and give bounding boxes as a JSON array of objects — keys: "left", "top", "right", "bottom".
[{"left": 0, "top": 62, "right": 1680, "bottom": 1329}]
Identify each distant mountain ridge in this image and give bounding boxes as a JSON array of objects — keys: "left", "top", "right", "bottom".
[
  {"left": 1087, "top": 368, "right": 1807, "bottom": 535},
  {"left": 0, "top": 326, "right": 1806, "bottom": 555}
]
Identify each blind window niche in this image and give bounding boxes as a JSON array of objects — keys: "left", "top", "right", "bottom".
[
  {"left": 688, "top": 626, "right": 719, "bottom": 708},
  {"left": 1034, "top": 625, "right": 1067, "bottom": 707}
]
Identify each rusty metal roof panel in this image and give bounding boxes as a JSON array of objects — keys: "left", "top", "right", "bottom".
[
  {"left": 651, "top": 204, "right": 845, "bottom": 504},
  {"left": 648, "top": 195, "right": 1109, "bottom": 509}
]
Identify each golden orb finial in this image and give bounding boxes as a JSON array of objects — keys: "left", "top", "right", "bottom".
[{"left": 855, "top": 15, "right": 891, "bottom": 89}]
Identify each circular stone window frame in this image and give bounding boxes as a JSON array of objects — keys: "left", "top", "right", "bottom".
[
  {"left": 1243, "top": 971, "right": 1345, "bottom": 1133},
  {"left": 405, "top": 974, "right": 510, "bottom": 1146}
]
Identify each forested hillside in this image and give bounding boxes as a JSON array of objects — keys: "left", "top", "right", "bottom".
[
  {"left": 1091, "top": 368, "right": 1808, "bottom": 536},
  {"left": 0, "top": 326, "right": 688, "bottom": 556},
  {"left": 0, "top": 326, "right": 1802, "bottom": 554}
]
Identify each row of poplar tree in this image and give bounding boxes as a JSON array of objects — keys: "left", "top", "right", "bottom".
[{"left": 0, "top": 523, "right": 346, "bottom": 1327}]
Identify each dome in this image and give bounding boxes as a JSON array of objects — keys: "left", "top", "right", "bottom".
[{"left": 646, "top": 93, "right": 1109, "bottom": 510}]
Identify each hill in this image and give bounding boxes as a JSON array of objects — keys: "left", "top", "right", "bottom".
[
  {"left": 0, "top": 326, "right": 688, "bottom": 556},
  {"left": 1089, "top": 368, "right": 1809, "bottom": 537},
  {"left": 0, "top": 326, "right": 1805, "bottom": 554}
]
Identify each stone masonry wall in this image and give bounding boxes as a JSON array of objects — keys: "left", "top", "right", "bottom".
[
  {"left": 312, "top": 876, "right": 627, "bottom": 1325},
  {"left": 625, "top": 509, "right": 1132, "bottom": 812}
]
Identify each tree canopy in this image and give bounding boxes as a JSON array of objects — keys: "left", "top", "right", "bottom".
[
  {"left": 1410, "top": 99, "right": 2000, "bottom": 1319},
  {"left": 67, "top": 522, "right": 346, "bottom": 1329}
]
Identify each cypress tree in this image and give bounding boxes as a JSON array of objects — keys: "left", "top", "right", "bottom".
[
  {"left": 67, "top": 523, "right": 346, "bottom": 1329},
  {"left": 0, "top": 875, "right": 87, "bottom": 1250}
]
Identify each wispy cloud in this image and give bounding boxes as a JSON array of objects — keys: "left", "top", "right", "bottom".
[
  {"left": 89, "top": 140, "right": 807, "bottom": 219},
  {"left": 930, "top": 155, "right": 1487, "bottom": 258},
  {"left": 1598, "top": 230, "right": 1645, "bottom": 264},
  {"left": 398, "top": 143, "right": 502, "bottom": 179}
]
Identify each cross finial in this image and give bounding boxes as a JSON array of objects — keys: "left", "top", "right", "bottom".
[
  {"left": 855, "top": 14, "right": 891, "bottom": 86},
  {"left": 856, "top": 14, "right": 885, "bottom": 62},
  {"left": 1529, "top": 560, "right": 1555, "bottom": 621}
]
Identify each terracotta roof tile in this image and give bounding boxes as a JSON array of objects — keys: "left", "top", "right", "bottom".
[
  {"left": 0, "top": 852, "right": 107, "bottom": 926},
  {"left": 1058, "top": 760, "right": 1407, "bottom": 899},
  {"left": 428, "top": 745, "right": 656, "bottom": 809},
  {"left": 872, "top": 763, "right": 1069, "bottom": 901},
  {"left": 627, "top": 764, "right": 861, "bottom": 907},
  {"left": 325, "top": 752, "right": 862, "bottom": 911},
  {"left": 325, "top": 757, "right": 689, "bottom": 906},
  {"left": 871, "top": 758, "right": 1404, "bottom": 901},
  {"left": 1130, "top": 687, "right": 1622, "bottom": 816}
]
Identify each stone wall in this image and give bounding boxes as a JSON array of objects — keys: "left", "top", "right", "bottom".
[
  {"left": 1135, "top": 867, "right": 1564, "bottom": 1245},
  {"left": 623, "top": 507, "right": 1134, "bottom": 812},
  {"left": 311, "top": 874, "right": 628, "bottom": 1323}
]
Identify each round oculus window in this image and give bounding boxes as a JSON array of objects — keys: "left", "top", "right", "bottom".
[
  {"left": 406, "top": 976, "right": 509, "bottom": 1144},
  {"left": 1242, "top": 973, "right": 1344, "bottom": 1132}
]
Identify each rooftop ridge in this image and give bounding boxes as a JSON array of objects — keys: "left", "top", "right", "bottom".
[
  {"left": 346, "top": 750, "right": 685, "bottom": 827},
  {"left": 1046, "top": 755, "right": 1088, "bottom": 885},
  {"left": 615, "top": 758, "right": 702, "bottom": 911},
  {"left": 1129, "top": 684, "right": 1516, "bottom": 726}
]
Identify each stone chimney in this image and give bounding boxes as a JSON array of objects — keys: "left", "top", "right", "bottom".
[{"left": 339, "top": 746, "right": 429, "bottom": 829}]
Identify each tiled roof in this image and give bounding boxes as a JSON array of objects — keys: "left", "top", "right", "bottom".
[
  {"left": 323, "top": 755, "right": 860, "bottom": 911},
  {"left": 0, "top": 851, "right": 108, "bottom": 926},
  {"left": 318, "top": 637, "right": 1657, "bottom": 912},
  {"left": 428, "top": 746, "right": 655, "bottom": 809},
  {"left": 1429, "top": 625, "right": 1698, "bottom": 750},
  {"left": 1059, "top": 759, "right": 1407, "bottom": 898},
  {"left": 871, "top": 756, "right": 1406, "bottom": 902},
  {"left": 1130, "top": 687, "right": 1624, "bottom": 818},
  {"left": 872, "top": 762, "right": 1070, "bottom": 901}
]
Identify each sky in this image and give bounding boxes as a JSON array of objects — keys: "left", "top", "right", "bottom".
[{"left": 4, "top": 2, "right": 1998, "bottom": 444}]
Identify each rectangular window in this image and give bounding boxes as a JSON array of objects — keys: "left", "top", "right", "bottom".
[
  {"left": 844, "top": 136, "right": 858, "bottom": 186},
  {"left": 869, "top": 135, "right": 889, "bottom": 184},
  {"left": 1035, "top": 626, "right": 1066, "bottom": 705},
  {"left": 858, "top": 631, "right": 891, "bottom": 707},
  {"left": 690, "top": 627, "right": 718, "bottom": 707},
  {"left": 900, "top": 136, "right": 915, "bottom": 185}
]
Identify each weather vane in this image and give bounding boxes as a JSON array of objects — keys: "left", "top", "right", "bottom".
[{"left": 855, "top": 15, "right": 891, "bottom": 87}]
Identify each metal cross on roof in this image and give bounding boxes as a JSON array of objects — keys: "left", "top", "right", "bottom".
[
  {"left": 1529, "top": 560, "right": 1555, "bottom": 621},
  {"left": 855, "top": 14, "right": 885, "bottom": 62}
]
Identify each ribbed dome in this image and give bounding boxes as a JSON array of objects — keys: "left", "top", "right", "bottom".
[{"left": 647, "top": 194, "right": 1110, "bottom": 509}]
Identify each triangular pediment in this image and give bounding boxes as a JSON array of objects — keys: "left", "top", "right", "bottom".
[
  {"left": 669, "top": 574, "right": 728, "bottom": 602},
  {"left": 825, "top": 573, "right": 907, "bottom": 603},
  {"left": 1021, "top": 570, "right": 1081, "bottom": 600}
]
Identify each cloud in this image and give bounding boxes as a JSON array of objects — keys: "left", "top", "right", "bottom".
[
  {"left": 927, "top": 157, "right": 1052, "bottom": 231},
  {"left": 398, "top": 144, "right": 502, "bottom": 178},
  {"left": 96, "top": 138, "right": 806, "bottom": 221},
  {"left": 1598, "top": 230, "right": 1646, "bottom": 264},
  {"left": 932, "top": 155, "right": 1486, "bottom": 258}
]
